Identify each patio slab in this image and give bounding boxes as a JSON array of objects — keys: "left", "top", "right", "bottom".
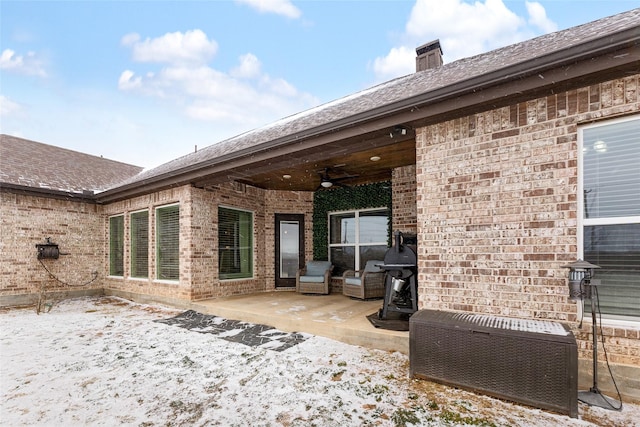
[{"left": 190, "top": 291, "right": 409, "bottom": 354}]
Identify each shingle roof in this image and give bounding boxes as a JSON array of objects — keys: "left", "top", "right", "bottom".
[
  {"left": 115, "top": 8, "right": 640, "bottom": 189},
  {"left": 0, "top": 134, "right": 143, "bottom": 195}
]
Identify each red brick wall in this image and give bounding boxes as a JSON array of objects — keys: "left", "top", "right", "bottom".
[
  {"left": 100, "top": 184, "right": 314, "bottom": 303},
  {"left": 102, "top": 186, "right": 193, "bottom": 302},
  {"left": 416, "top": 75, "right": 640, "bottom": 400},
  {"left": 392, "top": 165, "right": 417, "bottom": 235},
  {"left": 192, "top": 182, "right": 268, "bottom": 299},
  {"left": 0, "top": 191, "right": 104, "bottom": 306},
  {"left": 417, "top": 76, "right": 639, "bottom": 317}
]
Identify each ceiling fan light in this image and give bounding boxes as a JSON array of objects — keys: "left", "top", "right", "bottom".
[{"left": 321, "top": 181, "right": 333, "bottom": 188}]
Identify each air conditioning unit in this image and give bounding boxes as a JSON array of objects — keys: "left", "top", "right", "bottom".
[{"left": 410, "top": 310, "right": 578, "bottom": 418}]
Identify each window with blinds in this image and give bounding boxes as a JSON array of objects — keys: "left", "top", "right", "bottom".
[
  {"left": 580, "top": 116, "right": 640, "bottom": 320},
  {"left": 219, "top": 207, "right": 253, "bottom": 280},
  {"left": 130, "top": 210, "right": 149, "bottom": 278},
  {"left": 156, "top": 205, "right": 179, "bottom": 281},
  {"left": 109, "top": 215, "right": 124, "bottom": 276}
]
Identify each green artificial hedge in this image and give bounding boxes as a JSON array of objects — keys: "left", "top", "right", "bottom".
[{"left": 312, "top": 181, "right": 392, "bottom": 260}]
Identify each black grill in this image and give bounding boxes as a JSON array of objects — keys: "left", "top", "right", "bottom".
[{"left": 376, "top": 231, "right": 418, "bottom": 320}]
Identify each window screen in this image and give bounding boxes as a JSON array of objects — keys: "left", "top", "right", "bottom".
[
  {"left": 156, "top": 205, "right": 179, "bottom": 281},
  {"left": 581, "top": 116, "right": 640, "bottom": 320},
  {"left": 109, "top": 215, "right": 124, "bottom": 276},
  {"left": 130, "top": 210, "right": 149, "bottom": 278},
  {"left": 219, "top": 207, "right": 253, "bottom": 280}
]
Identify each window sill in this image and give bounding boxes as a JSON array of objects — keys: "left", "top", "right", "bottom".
[
  {"left": 220, "top": 276, "right": 255, "bottom": 282},
  {"left": 153, "top": 279, "right": 180, "bottom": 285},
  {"left": 583, "top": 316, "right": 640, "bottom": 329}
]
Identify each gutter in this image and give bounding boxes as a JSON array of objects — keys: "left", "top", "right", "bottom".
[
  {"left": 0, "top": 182, "right": 98, "bottom": 203},
  {"left": 96, "top": 25, "right": 640, "bottom": 203}
]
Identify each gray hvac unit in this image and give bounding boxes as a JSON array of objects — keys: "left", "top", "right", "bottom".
[{"left": 410, "top": 309, "right": 578, "bottom": 418}]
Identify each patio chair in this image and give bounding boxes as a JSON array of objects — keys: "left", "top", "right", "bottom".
[
  {"left": 296, "top": 261, "right": 333, "bottom": 294},
  {"left": 342, "top": 260, "right": 386, "bottom": 300}
]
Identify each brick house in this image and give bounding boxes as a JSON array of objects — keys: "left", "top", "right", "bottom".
[{"left": 1, "top": 9, "right": 639, "bottom": 402}]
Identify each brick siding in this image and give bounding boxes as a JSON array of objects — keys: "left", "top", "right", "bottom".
[
  {"left": 99, "top": 183, "right": 315, "bottom": 302},
  {"left": 392, "top": 165, "right": 417, "bottom": 236},
  {"left": 416, "top": 75, "right": 640, "bottom": 388},
  {"left": 102, "top": 186, "right": 192, "bottom": 302},
  {"left": 0, "top": 191, "right": 104, "bottom": 305}
]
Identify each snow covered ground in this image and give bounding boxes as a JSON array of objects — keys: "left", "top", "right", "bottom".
[{"left": 1, "top": 296, "right": 638, "bottom": 426}]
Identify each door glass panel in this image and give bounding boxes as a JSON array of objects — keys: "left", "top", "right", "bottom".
[{"left": 280, "top": 221, "right": 299, "bottom": 278}]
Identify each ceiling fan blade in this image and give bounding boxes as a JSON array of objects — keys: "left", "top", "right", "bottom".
[
  {"left": 332, "top": 174, "right": 359, "bottom": 182},
  {"left": 315, "top": 166, "right": 357, "bottom": 190}
]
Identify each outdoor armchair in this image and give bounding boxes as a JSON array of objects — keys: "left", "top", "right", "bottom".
[
  {"left": 296, "top": 261, "right": 333, "bottom": 294},
  {"left": 342, "top": 260, "right": 385, "bottom": 300}
]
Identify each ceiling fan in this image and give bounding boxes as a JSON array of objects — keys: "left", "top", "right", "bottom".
[{"left": 316, "top": 167, "right": 358, "bottom": 190}]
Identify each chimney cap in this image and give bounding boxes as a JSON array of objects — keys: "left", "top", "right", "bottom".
[{"left": 416, "top": 39, "right": 443, "bottom": 56}]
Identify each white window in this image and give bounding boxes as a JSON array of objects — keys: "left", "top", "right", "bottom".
[
  {"left": 579, "top": 116, "right": 640, "bottom": 321},
  {"left": 329, "top": 208, "right": 389, "bottom": 276}
]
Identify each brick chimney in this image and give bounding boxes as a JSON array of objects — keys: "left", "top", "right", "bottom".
[{"left": 415, "top": 40, "right": 443, "bottom": 72}]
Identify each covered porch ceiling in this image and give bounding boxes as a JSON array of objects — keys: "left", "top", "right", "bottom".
[{"left": 193, "top": 127, "right": 416, "bottom": 192}]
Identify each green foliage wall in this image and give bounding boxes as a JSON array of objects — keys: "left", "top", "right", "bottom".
[{"left": 312, "top": 181, "right": 392, "bottom": 260}]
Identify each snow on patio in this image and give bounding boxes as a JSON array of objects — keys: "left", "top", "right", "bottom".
[{"left": 1, "top": 296, "right": 638, "bottom": 426}]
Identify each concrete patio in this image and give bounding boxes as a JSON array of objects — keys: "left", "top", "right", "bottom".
[{"left": 190, "top": 291, "right": 409, "bottom": 355}]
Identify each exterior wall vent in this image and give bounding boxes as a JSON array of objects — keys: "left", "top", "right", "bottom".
[{"left": 415, "top": 40, "right": 443, "bottom": 72}]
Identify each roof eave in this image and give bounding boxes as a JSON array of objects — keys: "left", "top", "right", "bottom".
[{"left": 1, "top": 182, "right": 98, "bottom": 203}]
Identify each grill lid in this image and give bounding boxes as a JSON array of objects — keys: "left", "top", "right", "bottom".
[{"left": 382, "top": 231, "right": 417, "bottom": 266}]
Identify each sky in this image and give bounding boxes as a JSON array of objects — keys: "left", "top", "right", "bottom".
[{"left": 1, "top": 0, "right": 639, "bottom": 169}]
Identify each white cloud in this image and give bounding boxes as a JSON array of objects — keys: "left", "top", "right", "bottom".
[
  {"left": 235, "top": 0, "right": 302, "bottom": 19},
  {"left": 526, "top": 1, "right": 558, "bottom": 33},
  {"left": 121, "top": 29, "right": 218, "bottom": 66},
  {"left": 118, "top": 70, "right": 142, "bottom": 91},
  {"left": 262, "top": 76, "right": 298, "bottom": 98},
  {"left": 0, "top": 48, "right": 46, "bottom": 77},
  {"left": 371, "top": 0, "right": 558, "bottom": 82},
  {"left": 230, "top": 53, "right": 262, "bottom": 79},
  {"left": 0, "top": 95, "right": 22, "bottom": 116},
  {"left": 119, "top": 30, "right": 318, "bottom": 130},
  {"left": 371, "top": 46, "right": 415, "bottom": 82}
]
